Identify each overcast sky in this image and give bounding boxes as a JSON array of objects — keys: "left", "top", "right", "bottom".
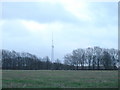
[{"left": 0, "top": 0, "right": 118, "bottom": 62}]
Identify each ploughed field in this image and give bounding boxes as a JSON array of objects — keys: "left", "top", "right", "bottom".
[{"left": 2, "top": 70, "right": 118, "bottom": 88}]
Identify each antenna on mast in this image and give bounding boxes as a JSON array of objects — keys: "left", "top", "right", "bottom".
[{"left": 51, "top": 32, "right": 54, "bottom": 62}]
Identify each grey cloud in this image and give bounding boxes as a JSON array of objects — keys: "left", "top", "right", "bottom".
[
  {"left": 2, "top": 2, "right": 80, "bottom": 24},
  {"left": 2, "top": 20, "right": 30, "bottom": 37},
  {"left": 88, "top": 2, "right": 117, "bottom": 27}
]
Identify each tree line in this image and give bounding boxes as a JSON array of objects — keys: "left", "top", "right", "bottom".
[
  {"left": 1, "top": 46, "right": 119, "bottom": 70},
  {"left": 1, "top": 50, "right": 71, "bottom": 70},
  {"left": 64, "top": 46, "right": 119, "bottom": 70}
]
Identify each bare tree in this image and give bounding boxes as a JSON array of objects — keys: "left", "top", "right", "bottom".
[
  {"left": 101, "top": 51, "right": 112, "bottom": 69},
  {"left": 86, "top": 47, "right": 93, "bottom": 69},
  {"left": 94, "top": 46, "right": 102, "bottom": 69}
]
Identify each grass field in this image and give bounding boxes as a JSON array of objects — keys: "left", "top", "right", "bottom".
[{"left": 2, "top": 70, "right": 118, "bottom": 88}]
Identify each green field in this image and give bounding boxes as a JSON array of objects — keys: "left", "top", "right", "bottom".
[{"left": 2, "top": 70, "right": 118, "bottom": 88}]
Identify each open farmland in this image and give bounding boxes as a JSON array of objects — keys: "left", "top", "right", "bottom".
[{"left": 2, "top": 70, "right": 118, "bottom": 88}]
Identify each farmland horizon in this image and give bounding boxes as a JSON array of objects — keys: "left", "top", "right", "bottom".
[
  {"left": 1, "top": 45, "right": 118, "bottom": 63},
  {"left": 0, "top": 1, "right": 118, "bottom": 89},
  {"left": 1, "top": 46, "right": 119, "bottom": 70}
]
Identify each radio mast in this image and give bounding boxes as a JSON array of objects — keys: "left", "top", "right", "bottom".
[{"left": 51, "top": 32, "right": 54, "bottom": 62}]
